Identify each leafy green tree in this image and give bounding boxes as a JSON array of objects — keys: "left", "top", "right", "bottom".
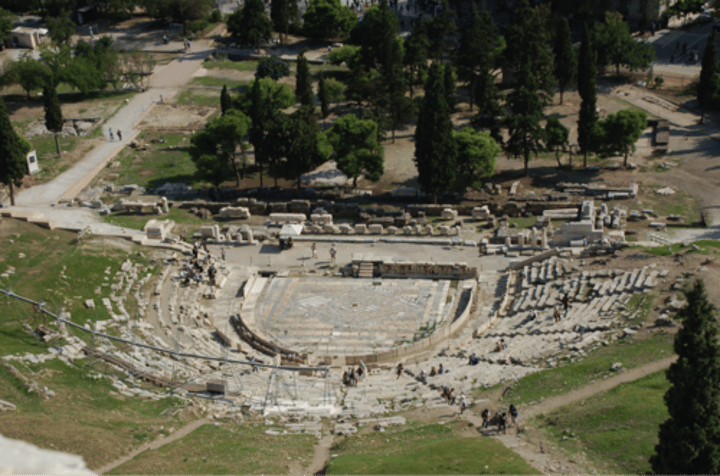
[
  {"left": 667, "top": 0, "right": 704, "bottom": 19},
  {"left": 189, "top": 109, "right": 252, "bottom": 187},
  {"left": 470, "top": 68, "right": 504, "bottom": 140},
  {"left": 295, "top": 53, "right": 314, "bottom": 107},
  {"left": 74, "top": 37, "right": 121, "bottom": 89},
  {"left": 651, "top": 279, "right": 720, "bottom": 474},
  {"left": 227, "top": 0, "right": 273, "bottom": 51},
  {"left": 324, "top": 76, "right": 345, "bottom": 107},
  {"left": 271, "top": 0, "right": 290, "bottom": 43},
  {"left": 544, "top": 116, "right": 569, "bottom": 168},
  {"left": 302, "top": 0, "right": 355, "bottom": 40},
  {"left": 505, "top": 63, "right": 545, "bottom": 176},
  {"left": 426, "top": 0, "right": 455, "bottom": 61},
  {"left": 403, "top": 18, "right": 430, "bottom": 98},
  {"left": 503, "top": 0, "right": 554, "bottom": 101},
  {"left": 141, "top": 0, "right": 215, "bottom": 32},
  {"left": 282, "top": 106, "right": 333, "bottom": 187},
  {"left": 597, "top": 109, "right": 647, "bottom": 168},
  {"left": 0, "top": 8, "right": 15, "bottom": 44},
  {"left": 120, "top": 49, "right": 156, "bottom": 89},
  {"left": 10, "top": 54, "right": 51, "bottom": 97},
  {"left": 327, "top": 114, "right": 384, "bottom": 187},
  {"left": 221, "top": 84, "right": 232, "bottom": 116},
  {"left": 47, "top": 10, "right": 75, "bottom": 47},
  {"left": 443, "top": 63, "right": 456, "bottom": 111},
  {"left": 328, "top": 44, "right": 362, "bottom": 67},
  {"left": 414, "top": 62, "right": 456, "bottom": 203},
  {"left": 698, "top": 29, "right": 720, "bottom": 124},
  {"left": 350, "top": 0, "right": 399, "bottom": 71},
  {"left": 379, "top": 34, "right": 413, "bottom": 142},
  {"left": 255, "top": 54, "right": 291, "bottom": 81},
  {"left": 453, "top": 126, "right": 500, "bottom": 186},
  {"left": 554, "top": 17, "right": 577, "bottom": 105},
  {"left": 43, "top": 84, "right": 64, "bottom": 156},
  {"left": 318, "top": 72, "right": 329, "bottom": 120},
  {"left": 0, "top": 97, "right": 31, "bottom": 206},
  {"left": 38, "top": 44, "right": 72, "bottom": 87},
  {"left": 594, "top": 11, "right": 655, "bottom": 75},
  {"left": 577, "top": 23, "right": 599, "bottom": 167},
  {"left": 64, "top": 57, "right": 106, "bottom": 94}
]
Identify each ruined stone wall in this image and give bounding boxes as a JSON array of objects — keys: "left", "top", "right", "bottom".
[{"left": 377, "top": 262, "right": 478, "bottom": 280}]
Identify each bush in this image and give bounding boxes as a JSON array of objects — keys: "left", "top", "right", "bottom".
[
  {"left": 209, "top": 10, "right": 222, "bottom": 23},
  {"left": 187, "top": 19, "right": 209, "bottom": 33}
]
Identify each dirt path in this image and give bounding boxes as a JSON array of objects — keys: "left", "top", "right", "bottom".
[
  {"left": 94, "top": 417, "right": 211, "bottom": 474},
  {"left": 303, "top": 433, "right": 334, "bottom": 475},
  {"left": 457, "top": 356, "right": 676, "bottom": 473}
]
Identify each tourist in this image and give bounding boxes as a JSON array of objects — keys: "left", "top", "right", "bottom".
[
  {"left": 396, "top": 363, "right": 403, "bottom": 379},
  {"left": 311, "top": 243, "right": 317, "bottom": 259},
  {"left": 430, "top": 366, "right": 437, "bottom": 377},
  {"left": 250, "top": 357, "right": 258, "bottom": 373},
  {"left": 468, "top": 353, "right": 479, "bottom": 365},
  {"left": 528, "top": 307, "right": 537, "bottom": 321},
  {"left": 501, "top": 339, "right": 507, "bottom": 350},
  {"left": 459, "top": 394, "right": 467, "bottom": 414},
  {"left": 330, "top": 245, "right": 337, "bottom": 262},
  {"left": 420, "top": 370, "right": 427, "bottom": 384},
  {"left": 498, "top": 411, "right": 507, "bottom": 434},
  {"left": 481, "top": 408, "right": 490, "bottom": 428},
  {"left": 509, "top": 404, "right": 519, "bottom": 427},
  {"left": 438, "top": 363, "right": 444, "bottom": 374},
  {"left": 357, "top": 365, "right": 364, "bottom": 382},
  {"left": 561, "top": 293, "right": 570, "bottom": 313},
  {"left": 448, "top": 388, "right": 455, "bottom": 405},
  {"left": 117, "top": 130, "right": 122, "bottom": 141},
  {"left": 553, "top": 307, "right": 561, "bottom": 323},
  {"left": 108, "top": 128, "right": 114, "bottom": 141},
  {"left": 494, "top": 341, "right": 503, "bottom": 352},
  {"left": 342, "top": 370, "right": 349, "bottom": 386},
  {"left": 221, "top": 247, "right": 225, "bottom": 261}
]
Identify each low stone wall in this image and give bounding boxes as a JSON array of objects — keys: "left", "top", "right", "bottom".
[{"left": 377, "top": 262, "right": 478, "bottom": 280}]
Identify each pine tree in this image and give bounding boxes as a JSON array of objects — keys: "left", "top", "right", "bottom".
[
  {"left": 0, "top": 96, "right": 30, "bottom": 206},
  {"left": 271, "top": 0, "right": 290, "bottom": 44},
  {"left": 505, "top": 62, "right": 545, "bottom": 176},
  {"left": 470, "top": 69, "right": 504, "bottom": 138},
  {"left": 443, "top": 63, "right": 456, "bottom": 111},
  {"left": 651, "top": 280, "right": 720, "bottom": 474},
  {"left": 296, "top": 52, "right": 314, "bottom": 107},
  {"left": 577, "top": 23, "right": 598, "bottom": 168},
  {"left": 318, "top": 71, "right": 329, "bottom": 121},
  {"left": 414, "top": 63, "right": 456, "bottom": 203},
  {"left": 698, "top": 29, "right": 720, "bottom": 124},
  {"left": 221, "top": 84, "right": 232, "bottom": 116},
  {"left": 554, "top": 17, "right": 577, "bottom": 105},
  {"left": 43, "top": 84, "right": 63, "bottom": 156}
]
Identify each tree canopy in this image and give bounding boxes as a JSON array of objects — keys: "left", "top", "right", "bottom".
[
  {"left": 544, "top": 116, "right": 569, "bottom": 168},
  {"left": 327, "top": 113, "right": 384, "bottom": 187},
  {"left": 0, "top": 8, "right": 15, "bottom": 44},
  {"left": 295, "top": 53, "right": 314, "bottom": 106},
  {"left": 302, "top": 0, "right": 355, "bottom": 39},
  {"left": 698, "top": 29, "right": 720, "bottom": 123},
  {"left": 577, "top": 22, "right": 599, "bottom": 166},
  {"left": 255, "top": 54, "right": 291, "bottom": 81},
  {"left": 189, "top": 110, "right": 252, "bottom": 187},
  {"left": 597, "top": 108, "right": 647, "bottom": 167},
  {"left": 281, "top": 106, "right": 333, "bottom": 187},
  {"left": 505, "top": 63, "right": 545, "bottom": 176},
  {"left": 594, "top": 11, "right": 655, "bottom": 75},
  {"left": 0, "top": 96, "right": 32, "bottom": 206},
  {"left": 47, "top": 10, "right": 75, "bottom": 46},
  {"left": 554, "top": 16, "right": 577, "bottom": 105},
  {"left": 43, "top": 84, "right": 64, "bottom": 156},
  {"left": 221, "top": 85, "right": 232, "bottom": 115},
  {"left": 227, "top": 0, "right": 273, "bottom": 50},
  {"left": 453, "top": 126, "right": 500, "bottom": 186},
  {"left": 651, "top": 280, "right": 720, "bottom": 474}
]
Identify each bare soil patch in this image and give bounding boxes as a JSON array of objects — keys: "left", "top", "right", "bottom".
[{"left": 138, "top": 103, "right": 216, "bottom": 130}]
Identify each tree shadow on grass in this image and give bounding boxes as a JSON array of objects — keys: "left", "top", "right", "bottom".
[{"left": 145, "top": 174, "right": 199, "bottom": 191}]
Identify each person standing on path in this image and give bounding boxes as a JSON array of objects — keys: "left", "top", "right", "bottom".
[
  {"left": 330, "top": 244, "right": 337, "bottom": 262},
  {"left": 311, "top": 243, "right": 317, "bottom": 259},
  {"left": 221, "top": 247, "right": 225, "bottom": 261},
  {"left": 117, "top": 130, "right": 122, "bottom": 141},
  {"left": 108, "top": 128, "right": 114, "bottom": 141}
]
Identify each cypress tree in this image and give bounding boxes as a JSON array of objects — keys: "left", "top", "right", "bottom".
[
  {"left": 249, "top": 78, "right": 266, "bottom": 188},
  {"left": 270, "top": 0, "right": 290, "bottom": 44},
  {"left": 577, "top": 23, "right": 598, "bottom": 168},
  {"left": 43, "top": 84, "right": 63, "bottom": 156},
  {"left": 455, "top": 4, "right": 482, "bottom": 110},
  {"left": 221, "top": 84, "right": 232, "bottom": 116},
  {"left": 505, "top": 62, "right": 545, "bottom": 176},
  {"left": 651, "top": 280, "right": 720, "bottom": 474},
  {"left": 0, "top": 96, "right": 30, "bottom": 206},
  {"left": 443, "top": 63, "right": 456, "bottom": 111},
  {"left": 318, "top": 71, "right": 329, "bottom": 121},
  {"left": 296, "top": 52, "right": 314, "bottom": 107},
  {"left": 698, "top": 29, "right": 720, "bottom": 124},
  {"left": 554, "top": 17, "right": 577, "bottom": 105},
  {"left": 414, "top": 63, "right": 456, "bottom": 203}
]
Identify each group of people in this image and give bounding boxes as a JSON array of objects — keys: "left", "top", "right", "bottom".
[
  {"left": 310, "top": 243, "right": 337, "bottom": 262},
  {"left": 108, "top": 127, "right": 122, "bottom": 141},
  {"left": 342, "top": 362, "right": 366, "bottom": 387},
  {"left": 178, "top": 241, "right": 224, "bottom": 286},
  {"left": 480, "top": 404, "right": 519, "bottom": 434},
  {"left": 493, "top": 339, "right": 507, "bottom": 353}
]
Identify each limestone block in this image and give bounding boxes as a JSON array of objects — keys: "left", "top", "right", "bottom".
[
  {"left": 368, "top": 224, "right": 384, "bottom": 234},
  {"left": 472, "top": 206, "right": 490, "bottom": 220},
  {"left": 403, "top": 226, "right": 413, "bottom": 234},
  {"left": 448, "top": 226, "right": 459, "bottom": 236},
  {"left": 219, "top": 207, "right": 251, "bottom": 219},
  {"left": 323, "top": 224, "right": 338, "bottom": 234},
  {"left": 425, "top": 224, "right": 434, "bottom": 235},
  {"left": 354, "top": 224, "right": 367, "bottom": 234},
  {"left": 438, "top": 225, "right": 450, "bottom": 236},
  {"left": 386, "top": 226, "right": 398, "bottom": 234},
  {"left": 338, "top": 224, "right": 353, "bottom": 234},
  {"left": 441, "top": 208, "right": 458, "bottom": 220},
  {"left": 269, "top": 213, "right": 306, "bottom": 224},
  {"left": 200, "top": 225, "right": 220, "bottom": 239},
  {"left": 310, "top": 213, "right": 333, "bottom": 225}
]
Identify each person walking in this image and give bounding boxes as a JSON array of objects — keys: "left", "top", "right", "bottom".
[
  {"left": 117, "top": 130, "right": 122, "bottom": 141},
  {"left": 330, "top": 244, "right": 337, "bottom": 262},
  {"left": 311, "top": 243, "right": 317, "bottom": 259},
  {"left": 221, "top": 247, "right": 226, "bottom": 261},
  {"left": 108, "top": 128, "right": 114, "bottom": 141},
  {"left": 459, "top": 394, "right": 467, "bottom": 414},
  {"left": 553, "top": 307, "right": 561, "bottom": 323}
]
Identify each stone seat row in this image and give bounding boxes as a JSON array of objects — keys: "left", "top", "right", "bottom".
[{"left": 302, "top": 223, "right": 461, "bottom": 237}]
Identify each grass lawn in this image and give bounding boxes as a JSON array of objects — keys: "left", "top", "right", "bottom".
[
  {"left": 107, "top": 132, "right": 200, "bottom": 189},
  {"left": 536, "top": 370, "right": 669, "bottom": 474},
  {"left": 203, "top": 60, "right": 259, "bottom": 72},
  {"left": 327, "top": 421, "right": 538, "bottom": 474},
  {"left": 191, "top": 76, "right": 248, "bottom": 89},
  {"left": 109, "top": 421, "right": 316, "bottom": 474},
  {"left": 175, "top": 89, "right": 223, "bottom": 107},
  {"left": 643, "top": 240, "right": 720, "bottom": 256},
  {"left": 102, "top": 207, "right": 215, "bottom": 231}
]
